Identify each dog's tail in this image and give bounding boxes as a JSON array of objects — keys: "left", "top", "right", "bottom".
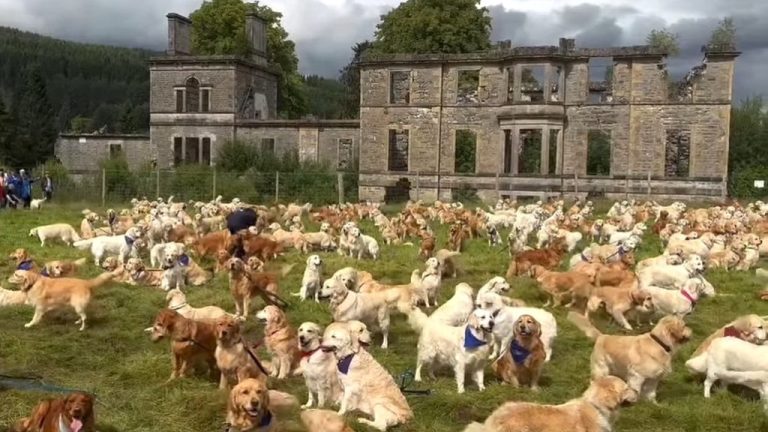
[
  {"left": 85, "top": 272, "right": 115, "bottom": 290},
  {"left": 685, "top": 353, "right": 708, "bottom": 375},
  {"left": 72, "top": 238, "right": 95, "bottom": 250},
  {"left": 567, "top": 311, "right": 602, "bottom": 340},
  {"left": 405, "top": 305, "right": 429, "bottom": 333},
  {"left": 505, "top": 260, "right": 516, "bottom": 280},
  {"left": 461, "top": 422, "right": 488, "bottom": 432}
]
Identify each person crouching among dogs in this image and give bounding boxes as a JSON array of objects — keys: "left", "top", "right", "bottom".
[
  {"left": 492, "top": 314, "right": 546, "bottom": 390},
  {"left": 226, "top": 208, "right": 259, "bottom": 259}
]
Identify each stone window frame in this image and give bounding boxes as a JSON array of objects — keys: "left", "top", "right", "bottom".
[
  {"left": 453, "top": 128, "right": 478, "bottom": 173},
  {"left": 455, "top": 67, "right": 482, "bottom": 105},
  {"left": 387, "top": 127, "right": 411, "bottom": 173},
  {"left": 171, "top": 134, "right": 215, "bottom": 167},
  {"left": 108, "top": 141, "right": 123, "bottom": 160},
  {"left": 336, "top": 137, "right": 354, "bottom": 170},
  {"left": 663, "top": 128, "right": 693, "bottom": 178},
  {"left": 260, "top": 137, "right": 276, "bottom": 154},
  {"left": 499, "top": 120, "right": 563, "bottom": 175},
  {"left": 388, "top": 69, "right": 412, "bottom": 105},
  {"left": 173, "top": 78, "right": 213, "bottom": 113},
  {"left": 200, "top": 87, "right": 212, "bottom": 113},
  {"left": 507, "top": 63, "right": 561, "bottom": 104}
]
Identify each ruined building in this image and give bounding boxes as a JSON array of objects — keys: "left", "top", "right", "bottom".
[
  {"left": 357, "top": 38, "right": 738, "bottom": 202},
  {"left": 56, "top": 12, "right": 358, "bottom": 172}
]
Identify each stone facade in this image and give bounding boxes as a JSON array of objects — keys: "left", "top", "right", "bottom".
[
  {"left": 357, "top": 39, "right": 739, "bottom": 202},
  {"left": 56, "top": 11, "right": 359, "bottom": 175}
]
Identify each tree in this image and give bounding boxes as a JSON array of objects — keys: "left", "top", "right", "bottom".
[
  {"left": 304, "top": 75, "right": 346, "bottom": 119},
  {"left": 339, "top": 41, "right": 372, "bottom": 119},
  {"left": 0, "top": 97, "right": 14, "bottom": 163},
  {"left": 191, "top": 0, "right": 308, "bottom": 118},
  {"left": 11, "top": 67, "right": 57, "bottom": 168},
  {"left": 709, "top": 17, "right": 736, "bottom": 51},
  {"left": 646, "top": 29, "right": 680, "bottom": 56},
  {"left": 372, "top": 0, "right": 492, "bottom": 54},
  {"left": 70, "top": 116, "right": 92, "bottom": 133}
]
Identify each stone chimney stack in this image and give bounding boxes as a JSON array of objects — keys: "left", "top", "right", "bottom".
[
  {"left": 245, "top": 12, "right": 268, "bottom": 60},
  {"left": 167, "top": 13, "right": 192, "bottom": 56}
]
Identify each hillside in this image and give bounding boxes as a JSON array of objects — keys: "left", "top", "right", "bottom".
[{"left": 0, "top": 26, "right": 154, "bottom": 133}]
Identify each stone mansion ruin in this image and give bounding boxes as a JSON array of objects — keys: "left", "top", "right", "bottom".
[
  {"left": 357, "top": 39, "right": 738, "bottom": 202},
  {"left": 55, "top": 11, "right": 739, "bottom": 203}
]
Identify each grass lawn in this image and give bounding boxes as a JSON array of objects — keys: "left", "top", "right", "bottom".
[{"left": 2, "top": 203, "right": 768, "bottom": 431}]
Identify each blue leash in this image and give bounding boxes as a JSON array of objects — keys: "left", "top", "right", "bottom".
[{"left": 398, "top": 370, "right": 431, "bottom": 395}]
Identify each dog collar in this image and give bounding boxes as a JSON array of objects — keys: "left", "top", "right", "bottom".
[
  {"left": 510, "top": 340, "right": 531, "bottom": 365},
  {"left": 257, "top": 410, "right": 272, "bottom": 429},
  {"left": 463, "top": 326, "right": 487, "bottom": 349},
  {"left": 17, "top": 260, "right": 34, "bottom": 271},
  {"left": 723, "top": 326, "right": 742, "bottom": 339},
  {"left": 178, "top": 254, "right": 190, "bottom": 266},
  {"left": 124, "top": 236, "right": 136, "bottom": 246},
  {"left": 337, "top": 353, "right": 355, "bottom": 375},
  {"left": 170, "top": 303, "right": 188, "bottom": 311},
  {"left": 580, "top": 252, "right": 591, "bottom": 262},
  {"left": 680, "top": 289, "right": 697, "bottom": 307},
  {"left": 650, "top": 334, "right": 672, "bottom": 353},
  {"left": 40, "top": 267, "right": 49, "bottom": 277},
  {"left": 301, "top": 347, "right": 321, "bottom": 360}
]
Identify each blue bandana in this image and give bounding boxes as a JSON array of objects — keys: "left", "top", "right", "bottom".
[
  {"left": 510, "top": 340, "right": 531, "bottom": 365},
  {"left": 17, "top": 260, "right": 34, "bottom": 271},
  {"left": 178, "top": 254, "right": 190, "bottom": 266},
  {"left": 258, "top": 410, "right": 272, "bottom": 429},
  {"left": 125, "top": 236, "right": 135, "bottom": 246},
  {"left": 337, "top": 354, "right": 355, "bottom": 375},
  {"left": 40, "top": 268, "right": 49, "bottom": 277},
  {"left": 464, "top": 326, "right": 487, "bottom": 349}
]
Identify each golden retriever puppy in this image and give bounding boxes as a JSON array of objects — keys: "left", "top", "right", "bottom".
[
  {"left": 147, "top": 308, "right": 218, "bottom": 382},
  {"left": 321, "top": 325, "right": 412, "bottom": 431},
  {"left": 42, "top": 258, "right": 87, "bottom": 278},
  {"left": 492, "top": 315, "right": 546, "bottom": 390},
  {"left": 590, "top": 316, "right": 692, "bottom": 402},
  {"left": 256, "top": 305, "right": 300, "bottom": 379},
  {"left": 8, "top": 270, "right": 114, "bottom": 331},
  {"left": 12, "top": 392, "right": 95, "bottom": 432},
  {"left": 686, "top": 314, "right": 768, "bottom": 375},
  {"left": 300, "top": 409, "right": 354, "bottom": 432},
  {"left": 585, "top": 285, "right": 654, "bottom": 331},
  {"left": 463, "top": 376, "right": 636, "bottom": 432},
  {"left": 529, "top": 265, "right": 594, "bottom": 308},
  {"left": 214, "top": 315, "right": 268, "bottom": 390}
]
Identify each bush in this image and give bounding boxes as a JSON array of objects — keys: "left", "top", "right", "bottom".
[{"left": 729, "top": 166, "right": 768, "bottom": 198}]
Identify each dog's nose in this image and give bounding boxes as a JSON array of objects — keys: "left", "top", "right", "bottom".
[{"left": 299, "top": 336, "right": 306, "bottom": 343}]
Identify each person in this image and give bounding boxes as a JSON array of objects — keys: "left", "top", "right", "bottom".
[
  {"left": 226, "top": 208, "right": 258, "bottom": 259},
  {"left": 6, "top": 171, "right": 21, "bottom": 209},
  {"left": 42, "top": 174, "right": 53, "bottom": 201},
  {"left": 19, "top": 169, "right": 34, "bottom": 209},
  {"left": 0, "top": 169, "right": 5, "bottom": 209}
]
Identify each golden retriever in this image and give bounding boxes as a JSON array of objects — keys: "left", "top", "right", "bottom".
[
  {"left": 589, "top": 316, "right": 692, "bottom": 402},
  {"left": 492, "top": 314, "right": 546, "bottom": 390},
  {"left": 8, "top": 270, "right": 114, "bottom": 331},
  {"left": 226, "top": 378, "right": 275, "bottom": 431},
  {"left": 225, "top": 257, "right": 285, "bottom": 318},
  {"left": 214, "top": 315, "right": 268, "bottom": 390},
  {"left": 463, "top": 376, "right": 636, "bottom": 432},
  {"left": 300, "top": 409, "right": 354, "bottom": 432},
  {"left": 124, "top": 257, "right": 163, "bottom": 287},
  {"left": 148, "top": 308, "right": 218, "bottom": 382},
  {"left": 9, "top": 248, "right": 37, "bottom": 272},
  {"left": 585, "top": 285, "right": 654, "bottom": 331},
  {"left": 12, "top": 392, "right": 95, "bottom": 432},
  {"left": 685, "top": 314, "right": 768, "bottom": 375},
  {"left": 529, "top": 265, "right": 594, "bottom": 308},
  {"left": 42, "top": 258, "right": 87, "bottom": 278},
  {"left": 256, "top": 305, "right": 300, "bottom": 379}
]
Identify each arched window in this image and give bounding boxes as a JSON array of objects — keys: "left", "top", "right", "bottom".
[{"left": 185, "top": 77, "right": 200, "bottom": 113}]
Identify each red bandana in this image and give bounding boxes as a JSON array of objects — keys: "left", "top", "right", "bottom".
[{"left": 723, "top": 326, "right": 742, "bottom": 339}]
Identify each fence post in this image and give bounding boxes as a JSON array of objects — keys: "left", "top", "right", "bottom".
[
  {"left": 495, "top": 171, "right": 500, "bottom": 201},
  {"left": 275, "top": 172, "right": 280, "bottom": 203},
  {"left": 156, "top": 167, "right": 161, "bottom": 199},
  {"left": 212, "top": 166, "right": 217, "bottom": 201},
  {"left": 647, "top": 171, "right": 652, "bottom": 196},
  {"left": 574, "top": 173, "right": 579, "bottom": 196},
  {"left": 415, "top": 171, "right": 421, "bottom": 201},
  {"left": 101, "top": 169, "right": 106, "bottom": 207},
  {"left": 337, "top": 172, "right": 344, "bottom": 205}
]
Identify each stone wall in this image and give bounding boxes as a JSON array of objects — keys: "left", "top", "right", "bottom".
[
  {"left": 150, "top": 124, "right": 234, "bottom": 167},
  {"left": 56, "top": 134, "right": 151, "bottom": 171},
  {"left": 234, "top": 63, "right": 278, "bottom": 120},
  {"left": 150, "top": 61, "right": 237, "bottom": 113}
]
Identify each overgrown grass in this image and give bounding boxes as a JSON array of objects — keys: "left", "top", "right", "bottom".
[{"left": 1, "top": 204, "right": 768, "bottom": 431}]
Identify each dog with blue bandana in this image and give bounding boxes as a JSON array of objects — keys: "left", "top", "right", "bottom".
[{"left": 492, "top": 314, "right": 546, "bottom": 390}]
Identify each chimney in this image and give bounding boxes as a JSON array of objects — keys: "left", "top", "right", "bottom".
[
  {"left": 167, "top": 13, "right": 192, "bottom": 56},
  {"left": 245, "top": 12, "right": 268, "bottom": 60}
]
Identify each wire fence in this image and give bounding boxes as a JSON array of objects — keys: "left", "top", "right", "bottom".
[{"left": 45, "top": 167, "right": 359, "bottom": 206}]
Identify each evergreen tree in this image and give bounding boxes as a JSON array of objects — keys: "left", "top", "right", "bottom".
[
  {"left": 12, "top": 67, "right": 57, "bottom": 168},
  {"left": 339, "top": 41, "right": 372, "bottom": 119},
  {"left": 0, "top": 97, "right": 14, "bottom": 164}
]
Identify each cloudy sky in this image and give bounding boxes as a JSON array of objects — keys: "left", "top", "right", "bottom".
[{"left": 0, "top": 0, "right": 765, "bottom": 101}]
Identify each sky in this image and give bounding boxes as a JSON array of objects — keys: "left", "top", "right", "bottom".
[{"left": 0, "top": 0, "right": 766, "bottom": 101}]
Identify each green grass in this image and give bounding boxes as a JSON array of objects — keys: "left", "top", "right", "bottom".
[{"left": 2, "top": 204, "right": 768, "bottom": 431}]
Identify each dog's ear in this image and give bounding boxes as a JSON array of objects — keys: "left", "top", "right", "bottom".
[{"left": 468, "top": 312, "right": 480, "bottom": 330}]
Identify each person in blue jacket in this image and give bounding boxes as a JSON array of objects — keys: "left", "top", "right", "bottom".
[
  {"left": 19, "top": 169, "right": 34, "bottom": 208},
  {"left": 6, "top": 171, "right": 21, "bottom": 209}
]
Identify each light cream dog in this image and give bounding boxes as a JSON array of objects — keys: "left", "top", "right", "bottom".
[{"left": 29, "top": 223, "right": 81, "bottom": 247}]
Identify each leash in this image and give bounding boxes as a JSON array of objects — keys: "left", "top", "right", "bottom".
[
  {"left": 0, "top": 374, "right": 107, "bottom": 407},
  {"left": 398, "top": 370, "right": 431, "bottom": 395}
]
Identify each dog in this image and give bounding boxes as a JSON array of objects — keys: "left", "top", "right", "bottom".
[
  {"left": 416, "top": 257, "right": 442, "bottom": 307},
  {"left": 585, "top": 284, "right": 654, "bottom": 331},
  {"left": 462, "top": 376, "right": 637, "bottom": 432},
  {"left": 12, "top": 392, "right": 95, "bottom": 432},
  {"left": 588, "top": 316, "right": 692, "bottom": 402},
  {"left": 320, "top": 324, "right": 412, "bottom": 431},
  {"left": 215, "top": 315, "right": 267, "bottom": 390},
  {"left": 29, "top": 223, "right": 81, "bottom": 247},
  {"left": 148, "top": 308, "right": 218, "bottom": 382},
  {"left": 492, "top": 314, "right": 546, "bottom": 390},
  {"left": 9, "top": 248, "right": 38, "bottom": 272},
  {"left": 160, "top": 254, "right": 186, "bottom": 292},
  {"left": 300, "top": 409, "right": 354, "bottom": 432},
  {"left": 150, "top": 241, "right": 185, "bottom": 268},
  {"left": 225, "top": 378, "right": 275, "bottom": 432},
  {"left": 529, "top": 265, "right": 595, "bottom": 308},
  {"left": 293, "top": 255, "right": 323, "bottom": 302},
  {"left": 73, "top": 226, "right": 143, "bottom": 266},
  {"left": 8, "top": 270, "right": 114, "bottom": 331},
  {"left": 415, "top": 283, "right": 475, "bottom": 328},
  {"left": 348, "top": 226, "right": 380, "bottom": 260},
  {"left": 225, "top": 257, "right": 286, "bottom": 318},
  {"left": 297, "top": 322, "right": 362, "bottom": 409},
  {"left": 644, "top": 277, "right": 715, "bottom": 318},
  {"left": 701, "top": 337, "right": 768, "bottom": 410},
  {"left": 256, "top": 305, "right": 300, "bottom": 379},
  {"left": 686, "top": 314, "right": 768, "bottom": 375},
  {"left": 0, "top": 285, "right": 28, "bottom": 306},
  {"left": 638, "top": 254, "right": 705, "bottom": 289},
  {"left": 165, "top": 289, "right": 236, "bottom": 322},
  {"left": 29, "top": 196, "right": 47, "bottom": 210},
  {"left": 124, "top": 258, "right": 164, "bottom": 287},
  {"left": 42, "top": 258, "right": 87, "bottom": 278}
]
